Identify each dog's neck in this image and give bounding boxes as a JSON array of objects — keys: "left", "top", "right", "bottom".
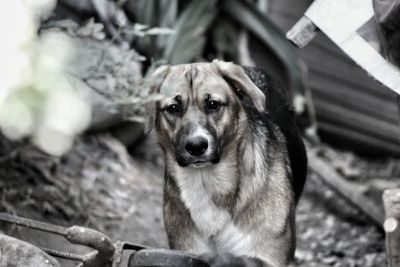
[
  {"left": 166, "top": 153, "right": 239, "bottom": 197},
  {"left": 164, "top": 123, "right": 264, "bottom": 209}
]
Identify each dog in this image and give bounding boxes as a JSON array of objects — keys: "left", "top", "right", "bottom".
[{"left": 145, "top": 60, "right": 307, "bottom": 267}]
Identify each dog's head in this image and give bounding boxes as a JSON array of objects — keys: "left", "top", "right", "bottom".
[{"left": 146, "top": 60, "right": 266, "bottom": 168}]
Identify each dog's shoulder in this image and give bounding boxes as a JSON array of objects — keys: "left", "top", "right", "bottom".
[
  {"left": 243, "top": 66, "right": 307, "bottom": 203},
  {"left": 243, "top": 66, "right": 294, "bottom": 125}
]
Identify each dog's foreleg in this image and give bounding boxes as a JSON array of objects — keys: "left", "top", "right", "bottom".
[{"left": 163, "top": 175, "right": 213, "bottom": 254}]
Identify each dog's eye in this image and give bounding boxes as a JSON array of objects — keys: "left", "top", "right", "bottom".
[
  {"left": 165, "top": 104, "right": 180, "bottom": 114},
  {"left": 207, "top": 100, "right": 220, "bottom": 111}
]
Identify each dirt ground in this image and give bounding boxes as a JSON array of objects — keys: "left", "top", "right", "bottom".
[
  {"left": 0, "top": 133, "right": 394, "bottom": 266},
  {"left": 295, "top": 173, "right": 385, "bottom": 267}
]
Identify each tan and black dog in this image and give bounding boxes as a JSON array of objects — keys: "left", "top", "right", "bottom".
[{"left": 146, "top": 60, "right": 307, "bottom": 267}]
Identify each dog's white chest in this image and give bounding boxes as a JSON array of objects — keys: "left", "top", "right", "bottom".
[
  {"left": 175, "top": 164, "right": 254, "bottom": 255},
  {"left": 177, "top": 167, "right": 230, "bottom": 236}
]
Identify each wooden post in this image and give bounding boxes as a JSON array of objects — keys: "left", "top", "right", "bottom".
[{"left": 383, "top": 189, "right": 400, "bottom": 267}]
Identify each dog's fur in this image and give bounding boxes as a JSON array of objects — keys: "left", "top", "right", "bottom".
[{"left": 146, "top": 60, "right": 307, "bottom": 267}]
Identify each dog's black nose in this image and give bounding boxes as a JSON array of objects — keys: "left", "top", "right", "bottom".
[{"left": 185, "top": 137, "right": 208, "bottom": 156}]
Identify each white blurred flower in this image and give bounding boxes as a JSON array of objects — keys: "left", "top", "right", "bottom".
[
  {"left": 0, "top": 0, "right": 91, "bottom": 155},
  {"left": 34, "top": 127, "right": 73, "bottom": 156},
  {"left": 0, "top": 96, "right": 34, "bottom": 140},
  {"left": 0, "top": 1, "right": 35, "bottom": 104},
  {"left": 33, "top": 31, "right": 74, "bottom": 92},
  {"left": 43, "top": 86, "right": 90, "bottom": 135},
  {"left": 34, "top": 82, "right": 91, "bottom": 155}
]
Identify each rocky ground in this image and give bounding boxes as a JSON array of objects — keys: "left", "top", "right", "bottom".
[{"left": 0, "top": 133, "right": 397, "bottom": 267}]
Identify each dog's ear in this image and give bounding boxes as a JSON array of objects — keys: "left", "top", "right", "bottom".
[
  {"left": 144, "top": 65, "right": 170, "bottom": 133},
  {"left": 213, "top": 59, "right": 266, "bottom": 113}
]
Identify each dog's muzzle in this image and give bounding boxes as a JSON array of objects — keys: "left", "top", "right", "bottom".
[
  {"left": 176, "top": 136, "right": 220, "bottom": 167},
  {"left": 185, "top": 136, "right": 208, "bottom": 157}
]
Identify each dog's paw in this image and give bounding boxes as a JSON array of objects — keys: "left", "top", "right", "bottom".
[{"left": 200, "top": 253, "right": 265, "bottom": 267}]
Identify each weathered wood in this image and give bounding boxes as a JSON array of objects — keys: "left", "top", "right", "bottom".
[
  {"left": 310, "top": 75, "right": 397, "bottom": 122},
  {"left": 314, "top": 99, "right": 399, "bottom": 142},
  {"left": 308, "top": 149, "right": 385, "bottom": 227},
  {"left": 268, "top": 0, "right": 400, "bottom": 156},
  {"left": 305, "top": 0, "right": 400, "bottom": 95},
  {"left": 318, "top": 122, "right": 400, "bottom": 156},
  {"left": 286, "top": 16, "right": 318, "bottom": 48},
  {"left": 383, "top": 189, "right": 400, "bottom": 267},
  {"left": 301, "top": 45, "right": 393, "bottom": 99}
]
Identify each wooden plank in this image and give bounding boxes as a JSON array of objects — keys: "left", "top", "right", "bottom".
[
  {"left": 269, "top": 0, "right": 396, "bottom": 97},
  {"left": 271, "top": 6, "right": 396, "bottom": 95},
  {"left": 305, "top": 0, "right": 400, "bottom": 95},
  {"left": 268, "top": 0, "right": 400, "bottom": 155},
  {"left": 301, "top": 46, "right": 394, "bottom": 99},
  {"left": 308, "top": 68, "right": 394, "bottom": 101},
  {"left": 318, "top": 122, "right": 400, "bottom": 156},
  {"left": 308, "top": 149, "right": 385, "bottom": 227},
  {"left": 312, "top": 91, "right": 397, "bottom": 125},
  {"left": 286, "top": 16, "right": 318, "bottom": 48},
  {"left": 310, "top": 34, "right": 355, "bottom": 63},
  {"left": 310, "top": 77, "right": 398, "bottom": 123},
  {"left": 308, "top": 69, "right": 395, "bottom": 103},
  {"left": 314, "top": 100, "right": 400, "bottom": 143},
  {"left": 269, "top": 7, "right": 357, "bottom": 62}
]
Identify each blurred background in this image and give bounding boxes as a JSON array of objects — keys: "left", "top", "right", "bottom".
[{"left": 1, "top": 0, "right": 400, "bottom": 266}]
